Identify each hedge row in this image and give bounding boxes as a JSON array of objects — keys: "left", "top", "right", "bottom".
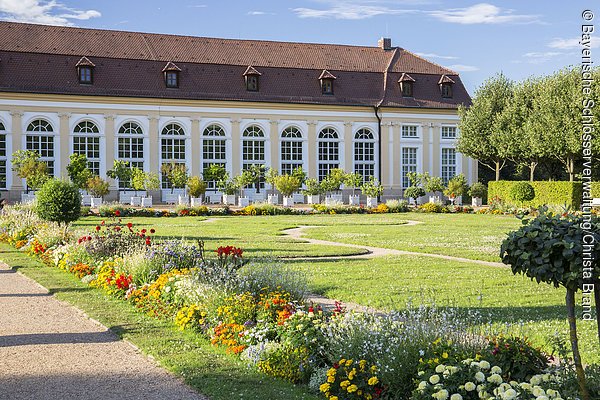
[
  {"left": 488, "top": 181, "right": 585, "bottom": 208},
  {"left": 593, "top": 182, "right": 600, "bottom": 198}
]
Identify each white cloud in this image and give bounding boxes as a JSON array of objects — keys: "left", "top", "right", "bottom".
[
  {"left": 548, "top": 36, "right": 600, "bottom": 49},
  {"left": 446, "top": 64, "right": 479, "bottom": 72},
  {"left": 415, "top": 52, "right": 459, "bottom": 60},
  {"left": 292, "top": 2, "right": 416, "bottom": 20},
  {"left": 248, "top": 11, "right": 275, "bottom": 16},
  {"left": 429, "top": 3, "right": 540, "bottom": 25},
  {"left": 0, "top": 0, "right": 100, "bottom": 26},
  {"left": 520, "top": 51, "right": 562, "bottom": 64}
]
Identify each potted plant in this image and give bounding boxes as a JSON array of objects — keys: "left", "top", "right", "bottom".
[
  {"left": 66, "top": 153, "right": 93, "bottom": 205},
  {"left": 322, "top": 168, "right": 346, "bottom": 205},
  {"left": 161, "top": 162, "right": 189, "bottom": 204},
  {"left": 237, "top": 170, "right": 256, "bottom": 207},
  {"left": 275, "top": 174, "right": 302, "bottom": 207},
  {"left": 217, "top": 174, "right": 239, "bottom": 205},
  {"left": 302, "top": 178, "right": 324, "bottom": 205},
  {"left": 404, "top": 172, "right": 425, "bottom": 205},
  {"left": 187, "top": 176, "right": 207, "bottom": 207},
  {"left": 242, "top": 164, "right": 266, "bottom": 201},
  {"left": 469, "top": 182, "right": 487, "bottom": 207},
  {"left": 361, "top": 176, "right": 384, "bottom": 208},
  {"left": 12, "top": 150, "right": 50, "bottom": 203},
  {"left": 265, "top": 167, "right": 279, "bottom": 205},
  {"left": 291, "top": 166, "right": 307, "bottom": 203},
  {"left": 421, "top": 173, "right": 445, "bottom": 204},
  {"left": 203, "top": 163, "right": 227, "bottom": 204},
  {"left": 86, "top": 176, "right": 109, "bottom": 207},
  {"left": 107, "top": 159, "right": 134, "bottom": 204},
  {"left": 444, "top": 174, "right": 469, "bottom": 205},
  {"left": 344, "top": 172, "right": 363, "bottom": 205},
  {"left": 131, "top": 170, "right": 160, "bottom": 207}
]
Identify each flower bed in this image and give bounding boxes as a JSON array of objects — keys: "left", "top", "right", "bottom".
[{"left": 0, "top": 204, "right": 596, "bottom": 400}]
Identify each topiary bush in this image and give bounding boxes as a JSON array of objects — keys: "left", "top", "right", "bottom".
[
  {"left": 489, "top": 181, "right": 583, "bottom": 208},
  {"left": 509, "top": 181, "right": 535, "bottom": 206},
  {"left": 36, "top": 179, "right": 81, "bottom": 226}
]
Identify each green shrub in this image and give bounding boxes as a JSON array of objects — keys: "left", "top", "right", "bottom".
[
  {"left": 509, "top": 181, "right": 535, "bottom": 205},
  {"left": 385, "top": 199, "right": 410, "bottom": 212},
  {"left": 86, "top": 176, "right": 110, "bottom": 197},
  {"left": 36, "top": 179, "right": 81, "bottom": 225},
  {"left": 592, "top": 182, "right": 600, "bottom": 198},
  {"left": 469, "top": 182, "right": 487, "bottom": 199},
  {"left": 489, "top": 181, "right": 583, "bottom": 208},
  {"left": 187, "top": 176, "right": 207, "bottom": 198},
  {"left": 404, "top": 186, "right": 426, "bottom": 201},
  {"left": 419, "top": 202, "right": 442, "bottom": 213},
  {"left": 486, "top": 335, "right": 548, "bottom": 382}
]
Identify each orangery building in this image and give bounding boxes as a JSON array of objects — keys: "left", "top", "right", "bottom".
[{"left": 0, "top": 21, "right": 475, "bottom": 202}]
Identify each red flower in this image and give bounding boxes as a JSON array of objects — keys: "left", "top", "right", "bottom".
[
  {"left": 150, "top": 228, "right": 155, "bottom": 234},
  {"left": 86, "top": 236, "right": 92, "bottom": 241},
  {"left": 114, "top": 226, "right": 121, "bottom": 232},
  {"left": 145, "top": 237, "right": 151, "bottom": 246},
  {"left": 333, "top": 363, "right": 339, "bottom": 369},
  {"left": 101, "top": 220, "right": 105, "bottom": 225},
  {"left": 114, "top": 210, "right": 121, "bottom": 217},
  {"left": 140, "top": 229, "right": 147, "bottom": 234},
  {"left": 127, "top": 222, "right": 133, "bottom": 229},
  {"left": 95, "top": 226, "right": 101, "bottom": 231}
]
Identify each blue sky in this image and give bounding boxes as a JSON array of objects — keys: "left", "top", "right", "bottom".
[{"left": 0, "top": 0, "right": 596, "bottom": 93}]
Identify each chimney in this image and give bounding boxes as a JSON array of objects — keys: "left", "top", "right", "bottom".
[{"left": 378, "top": 37, "right": 392, "bottom": 50}]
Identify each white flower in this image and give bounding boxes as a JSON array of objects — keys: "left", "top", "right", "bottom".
[
  {"left": 532, "top": 387, "right": 545, "bottom": 396},
  {"left": 450, "top": 394, "right": 463, "bottom": 400},
  {"left": 487, "top": 373, "right": 503, "bottom": 384},
  {"left": 419, "top": 349, "right": 425, "bottom": 356},
  {"left": 464, "top": 382, "right": 476, "bottom": 391},
  {"left": 530, "top": 376, "right": 542, "bottom": 386},
  {"left": 433, "top": 389, "right": 449, "bottom": 400},
  {"left": 479, "top": 361, "right": 491, "bottom": 370},
  {"left": 491, "top": 366, "right": 502, "bottom": 374},
  {"left": 520, "top": 382, "right": 532, "bottom": 390},
  {"left": 436, "top": 364, "right": 446, "bottom": 373},
  {"left": 475, "top": 371, "right": 485, "bottom": 382},
  {"left": 503, "top": 389, "right": 517, "bottom": 400},
  {"left": 535, "top": 396, "right": 549, "bottom": 400},
  {"left": 418, "top": 381, "right": 428, "bottom": 390},
  {"left": 429, "top": 374, "right": 440, "bottom": 384}
]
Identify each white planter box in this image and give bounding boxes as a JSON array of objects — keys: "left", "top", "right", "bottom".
[
  {"left": 449, "top": 195, "right": 463, "bottom": 206},
  {"left": 366, "top": 197, "right": 378, "bottom": 208},
  {"left": 329, "top": 193, "right": 343, "bottom": 203},
  {"left": 130, "top": 196, "right": 142, "bottom": 206},
  {"left": 119, "top": 191, "right": 136, "bottom": 204},
  {"left": 325, "top": 196, "right": 343, "bottom": 206},
  {"left": 283, "top": 196, "right": 294, "bottom": 207},
  {"left": 429, "top": 195, "right": 441, "bottom": 204},
  {"left": 267, "top": 194, "right": 279, "bottom": 205},
  {"left": 191, "top": 197, "right": 203, "bottom": 207},
  {"left": 349, "top": 195, "right": 361, "bottom": 205},
  {"left": 222, "top": 194, "right": 236, "bottom": 205},
  {"left": 21, "top": 192, "right": 36, "bottom": 204},
  {"left": 307, "top": 194, "right": 320, "bottom": 205},
  {"left": 206, "top": 192, "right": 222, "bottom": 204},
  {"left": 141, "top": 196, "right": 152, "bottom": 208},
  {"left": 293, "top": 193, "right": 305, "bottom": 204},
  {"left": 178, "top": 195, "right": 189, "bottom": 206},
  {"left": 238, "top": 197, "right": 250, "bottom": 207},
  {"left": 472, "top": 197, "right": 483, "bottom": 207},
  {"left": 164, "top": 193, "right": 178, "bottom": 204},
  {"left": 90, "top": 197, "right": 103, "bottom": 208},
  {"left": 81, "top": 194, "right": 92, "bottom": 206}
]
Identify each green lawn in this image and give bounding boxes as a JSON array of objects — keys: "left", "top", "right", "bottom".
[{"left": 0, "top": 244, "right": 318, "bottom": 400}]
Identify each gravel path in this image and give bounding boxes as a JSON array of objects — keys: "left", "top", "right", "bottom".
[
  {"left": 281, "top": 223, "right": 505, "bottom": 268},
  {"left": 0, "top": 262, "right": 207, "bottom": 400}
]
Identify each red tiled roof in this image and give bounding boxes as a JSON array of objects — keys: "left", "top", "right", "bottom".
[{"left": 0, "top": 21, "right": 471, "bottom": 109}]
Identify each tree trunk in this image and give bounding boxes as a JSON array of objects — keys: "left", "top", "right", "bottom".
[
  {"left": 495, "top": 161, "right": 501, "bottom": 181},
  {"left": 529, "top": 161, "right": 538, "bottom": 182},
  {"left": 568, "top": 158, "right": 575, "bottom": 182},
  {"left": 566, "top": 289, "right": 590, "bottom": 400}
]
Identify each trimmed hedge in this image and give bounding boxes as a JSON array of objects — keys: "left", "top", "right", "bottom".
[
  {"left": 593, "top": 182, "right": 600, "bottom": 198},
  {"left": 488, "top": 181, "right": 583, "bottom": 208}
]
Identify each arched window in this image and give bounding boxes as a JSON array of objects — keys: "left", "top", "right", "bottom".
[
  {"left": 73, "top": 120, "right": 101, "bottom": 176},
  {"left": 242, "top": 125, "right": 265, "bottom": 188},
  {"left": 280, "top": 126, "right": 303, "bottom": 175},
  {"left": 317, "top": 127, "right": 339, "bottom": 181},
  {"left": 160, "top": 123, "right": 186, "bottom": 189},
  {"left": 117, "top": 122, "right": 144, "bottom": 189},
  {"left": 26, "top": 119, "right": 55, "bottom": 177},
  {"left": 202, "top": 124, "right": 226, "bottom": 189},
  {"left": 353, "top": 128, "right": 375, "bottom": 180},
  {"left": 0, "top": 121, "right": 6, "bottom": 189}
]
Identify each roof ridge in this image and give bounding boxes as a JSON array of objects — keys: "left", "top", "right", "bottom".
[{"left": 400, "top": 48, "right": 457, "bottom": 75}]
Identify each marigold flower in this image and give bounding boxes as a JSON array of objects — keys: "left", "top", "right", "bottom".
[{"left": 368, "top": 376, "right": 379, "bottom": 386}]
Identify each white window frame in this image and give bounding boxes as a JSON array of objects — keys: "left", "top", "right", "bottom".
[
  {"left": 160, "top": 121, "right": 188, "bottom": 190},
  {"left": 441, "top": 125, "right": 458, "bottom": 140},
  {"left": 241, "top": 124, "right": 267, "bottom": 189},
  {"left": 441, "top": 147, "right": 457, "bottom": 185},
  {"left": 116, "top": 121, "right": 145, "bottom": 189},
  {"left": 352, "top": 127, "right": 376, "bottom": 181},
  {"left": 72, "top": 119, "right": 102, "bottom": 177},
  {"left": 0, "top": 120, "right": 7, "bottom": 189},
  {"left": 401, "top": 124, "right": 420, "bottom": 139},
  {"left": 280, "top": 126, "right": 304, "bottom": 176},
  {"left": 202, "top": 123, "right": 228, "bottom": 190},
  {"left": 400, "top": 146, "right": 421, "bottom": 188},
  {"left": 25, "top": 119, "right": 56, "bottom": 177},
  {"left": 317, "top": 126, "right": 340, "bottom": 181}
]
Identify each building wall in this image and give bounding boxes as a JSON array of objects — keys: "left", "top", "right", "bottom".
[{"left": 0, "top": 92, "right": 477, "bottom": 201}]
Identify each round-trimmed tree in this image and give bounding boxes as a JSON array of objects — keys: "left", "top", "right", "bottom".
[
  {"left": 36, "top": 179, "right": 82, "bottom": 226},
  {"left": 510, "top": 181, "right": 535, "bottom": 206}
]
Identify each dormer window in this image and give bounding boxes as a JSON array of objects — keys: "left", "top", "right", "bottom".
[
  {"left": 243, "top": 66, "right": 261, "bottom": 92},
  {"left": 76, "top": 56, "right": 95, "bottom": 85},
  {"left": 398, "top": 73, "right": 415, "bottom": 97},
  {"left": 319, "top": 70, "right": 336, "bottom": 95},
  {"left": 438, "top": 75, "right": 455, "bottom": 98},
  {"left": 162, "top": 61, "right": 181, "bottom": 88}
]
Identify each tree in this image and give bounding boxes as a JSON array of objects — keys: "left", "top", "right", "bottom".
[
  {"left": 265, "top": 168, "right": 279, "bottom": 196},
  {"left": 203, "top": 164, "right": 227, "bottom": 191},
  {"left": 11, "top": 150, "right": 49, "bottom": 192},
  {"left": 321, "top": 168, "right": 346, "bottom": 195},
  {"left": 237, "top": 170, "right": 256, "bottom": 197},
  {"left": 344, "top": 172, "right": 363, "bottom": 196},
  {"left": 245, "top": 164, "right": 266, "bottom": 193},
  {"left": 106, "top": 159, "right": 132, "bottom": 191},
  {"left": 86, "top": 176, "right": 109, "bottom": 198},
  {"left": 66, "top": 153, "right": 92, "bottom": 189},
  {"left": 420, "top": 172, "right": 445, "bottom": 196},
  {"left": 361, "top": 176, "right": 384, "bottom": 198},
  {"left": 36, "top": 179, "right": 81, "bottom": 229},
  {"left": 161, "top": 162, "right": 188, "bottom": 193},
  {"left": 501, "top": 211, "right": 600, "bottom": 400},
  {"left": 444, "top": 174, "right": 469, "bottom": 201},
  {"left": 302, "top": 178, "right": 324, "bottom": 196},
  {"left": 187, "top": 176, "right": 207, "bottom": 199},
  {"left": 131, "top": 168, "right": 160, "bottom": 194},
  {"left": 457, "top": 73, "right": 514, "bottom": 181},
  {"left": 404, "top": 172, "right": 426, "bottom": 203},
  {"left": 291, "top": 166, "right": 307, "bottom": 186},
  {"left": 274, "top": 174, "right": 302, "bottom": 197}
]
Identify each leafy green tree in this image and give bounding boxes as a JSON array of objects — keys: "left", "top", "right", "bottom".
[
  {"left": 274, "top": 174, "right": 302, "bottom": 197},
  {"left": 302, "top": 178, "right": 324, "bottom": 196},
  {"left": 361, "top": 176, "right": 384, "bottom": 198},
  {"left": 86, "top": 176, "right": 109, "bottom": 198},
  {"left": 291, "top": 166, "right": 307, "bottom": 186},
  {"left": 161, "top": 162, "right": 188, "bottom": 193},
  {"left": 420, "top": 172, "right": 445, "bottom": 196},
  {"left": 66, "top": 153, "right": 92, "bottom": 189},
  {"left": 11, "top": 150, "right": 49, "bottom": 192},
  {"left": 344, "top": 172, "right": 363, "bottom": 196},
  {"left": 131, "top": 169, "right": 160, "bottom": 194},
  {"left": 265, "top": 168, "right": 279, "bottom": 196},
  {"left": 457, "top": 73, "right": 514, "bottom": 181},
  {"left": 444, "top": 174, "right": 469, "bottom": 200},
  {"left": 187, "top": 176, "right": 207, "bottom": 198},
  {"left": 36, "top": 179, "right": 81, "bottom": 228},
  {"left": 106, "top": 159, "right": 132, "bottom": 191},
  {"left": 203, "top": 164, "right": 227, "bottom": 191},
  {"left": 245, "top": 164, "right": 266, "bottom": 193}
]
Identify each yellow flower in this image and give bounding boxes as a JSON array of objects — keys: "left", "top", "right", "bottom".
[
  {"left": 319, "top": 383, "right": 330, "bottom": 393},
  {"left": 346, "top": 359, "right": 353, "bottom": 367},
  {"left": 339, "top": 358, "right": 346, "bottom": 365},
  {"left": 327, "top": 368, "right": 337, "bottom": 376},
  {"left": 348, "top": 369, "right": 356, "bottom": 380},
  {"left": 442, "top": 352, "right": 449, "bottom": 359},
  {"left": 368, "top": 376, "right": 379, "bottom": 386},
  {"left": 327, "top": 376, "right": 335, "bottom": 383},
  {"left": 330, "top": 397, "right": 338, "bottom": 400},
  {"left": 340, "top": 380, "right": 350, "bottom": 389},
  {"left": 347, "top": 384, "right": 358, "bottom": 393}
]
